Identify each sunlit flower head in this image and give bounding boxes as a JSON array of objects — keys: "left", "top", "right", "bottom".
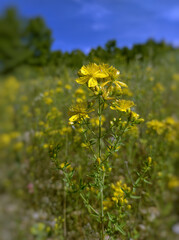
[
  {"left": 69, "top": 102, "right": 94, "bottom": 124},
  {"left": 100, "top": 64, "right": 128, "bottom": 90},
  {"left": 76, "top": 63, "right": 108, "bottom": 88},
  {"left": 110, "top": 99, "right": 134, "bottom": 112}
]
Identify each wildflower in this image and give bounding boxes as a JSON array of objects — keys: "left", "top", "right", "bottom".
[
  {"left": 56, "top": 87, "right": 63, "bottom": 93},
  {"left": 43, "top": 144, "right": 49, "bottom": 149},
  {"left": 97, "top": 157, "right": 101, "bottom": 164},
  {"left": 168, "top": 176, "right": 179, "bottom": 188},
  {"left": 44, "top": 97, "right": 53, "bottom": 105},
  {"left": 65, "top": 84, "right": 72, "bottom": 90},
  {"left": 102, "top": 165, "right": 105, "bottom": 171},
  {"left": 110, "top": 99, "right": 134, "bottom": 112},
  {"left": 75, "top": 88, "right": 85, "bottom": 95},
  {"left": 110, "top": 180, "right": 131, "bottom": 208},
  {"left": 100, "top": 64, "right": 128, "bottom": 90},
  {"left": 147, "top": 120, "right": 166, "bottom": 135},
  {"left": 152, "top": 83, "right": 165, "bottom": 93},
  {"left": 130, "top": 111, "right": 139, "bottom": 120},
  {"left": 103, "top": 198, "right": 113, "bottom": 210},
  {"left": 76, "top": 63, "right": 108, "bottom": 88},
  {"left": 81, "top": 142, "right": 90, "bottom": 148},
  {"left": 164, "top": 117, "right": 176, "bottom": 126},
  {"left": 59, "top": 126, "right": 72, "bottom": 135},
  {"left": 27, "top": 183, "right": 34, "bottom": 194},
  {"left": 69, "top": 102, "right": 94, "bottom": 124},
  {"left": 60, "top": 163, "right": 65, "bottom": 169},
  {"left": 44, "top": 91, "right": 49, "bottom": 97},
  {"left": 147, "top": 157, "right": 152, "bottom": 165},
  {"left": 0, "top": 134, "right": 11, "bottom": 147}
]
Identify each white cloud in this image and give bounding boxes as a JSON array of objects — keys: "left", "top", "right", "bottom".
[
  {"left": 79, "top": 2, "right": 111, "bottom": 20},
  {"left": 91, "top": 23, "right": 108, "bottom": 31}
]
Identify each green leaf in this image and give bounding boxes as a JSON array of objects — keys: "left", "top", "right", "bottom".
[
  {"left": 107, "top": 212, "right": 114, "bottom": 222},
  {"left": 115, "top": 224, "right": 126, "bottom": 235},
  {"left": 134, "top": 177, "right": 141, "bottom": 185},
  {"left": 130, "top": 195, "right": 141, "bottom": 199},
  {"left": 143, "top": 179, "right": 152, "bottom": 184},
  {"left": 89, "top": 138, "right": 96, "bottom": 145}
]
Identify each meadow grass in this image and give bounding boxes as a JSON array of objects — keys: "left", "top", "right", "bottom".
[{"left": 0, "top": 50, "right": 179, "bottom": 240}]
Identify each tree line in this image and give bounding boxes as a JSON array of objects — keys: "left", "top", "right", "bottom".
[{"left": 0, "top": 8, "right": 175, "bottom": 73}]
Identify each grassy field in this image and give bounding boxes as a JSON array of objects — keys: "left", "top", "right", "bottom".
[{"left": 0, "top": 49, "right": 179, "bottom": 240}]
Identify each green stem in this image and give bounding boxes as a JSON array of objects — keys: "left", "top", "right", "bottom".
[
  {"left": 63, "top": 134, "right": 68, "bottom": 239},
  {"left": 98, "top": 95, "right": 104, "bottom": 240},
  {"left": 80, "top": 193, "right": 99, "bottom": 216},
  {"left": 102, "top": 120, "right": 129, "bottom": 164}
]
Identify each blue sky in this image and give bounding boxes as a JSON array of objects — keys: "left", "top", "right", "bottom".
[{"left": 0, "top": 0, "right": 179, "bottom": 52}]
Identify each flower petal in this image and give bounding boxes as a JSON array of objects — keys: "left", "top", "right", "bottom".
[
  {"left": 101, "top": 80, "right": 110, "bottom": 88},
  {"left": 69, "top": 114, "right": 79, "bottom": 122},
  {"left": 76, "top": 76, "right": 89, "bottom": 84},
  {"left": 88, "top": 77, "right": 98, "bottom": 87},
  {"left": 94, "top": 71, "right": 108, "bottom": 79},
  {"left": 117, "top": 81, "right": 128, "bottom": 88},
  {"left": 79, "top": 66, "right": 89, "bottom": 76}
]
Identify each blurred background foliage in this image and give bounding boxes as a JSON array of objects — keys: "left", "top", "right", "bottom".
[{"left": 0, "top": 8, "right": 175, "bottom": 74}]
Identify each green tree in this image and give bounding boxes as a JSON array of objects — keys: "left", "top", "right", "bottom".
[
  {"left": 24, "top": 17, "right": 53, "bottom": 66},
  {"left": 0, "top": 8, "right": 30, "bottom": 73}
]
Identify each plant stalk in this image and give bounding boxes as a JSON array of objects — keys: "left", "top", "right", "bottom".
[{"left": 98, "top": 95, "right": 104, "bottom": 240}]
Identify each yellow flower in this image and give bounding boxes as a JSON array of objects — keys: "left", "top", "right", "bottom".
[
  {"left": 43, "top": 144, "right": 49, "bottom": 149},
  {"left": 69, "top": 102, "right": 94, "bottom": 124},
  {"left": 148, "top": 157, "right": 152, "bottom": 165},
  {"left": 76, "top": 63, "right": 108, "bottom": 88},
  {"left": 164, "top": 117, "right": 176, "bottom": 126},
  {"left": 100, "top": 64, "right": 128, "bottom": 90},
  {"left": 97, "top": 157, "right": 101, "bottom": 164},
  {"left": 0, "top": 134, "right": 11, "bottom": 147},
  {"left": 168, "top": 176, "right": 179, "bottom": 188},
  {"left": 60, "top": 163, "right": 65, "bottom": 169},
  {"left": 110, "top": 99, "right": 134, "bottom": 112},
  {"left": 65, "top": 84, "right": 72, "bottom": 90},
  {"left": 152, "top": 83, "right": 165, "bottom": 93},
  {"left": 103, "top": 198, "right": 113, "bottom": 210},
  {"left": 81, "top": 142, "right": 90, "bottom": 148},
  {"left": 44, "top": 97, "right": 53, "bottom": 105},
  {"left": 147, "top": 120, "right": 166, "bottom": 135},
  {"left": 75, "top": 88, "right": 85, "bottom": 95}
]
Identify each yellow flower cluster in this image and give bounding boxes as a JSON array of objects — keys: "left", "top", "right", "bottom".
[
  {"left": 76, "top": 63, "right": 127, "bottom": 93},
  {"left": 103, "top": 180, "right": 131, "bottom": 210},
  {"left": 110, "top": 99, "right": 134, "bottom": 112},
  {"left": 69, "top": 63, "right": 141, "bottom": 124},
  {"left": 69, "top": 102, "right": 94, "bottom": 124},
  {"left": 74, "top": 88, "right": 86, "bottom": 103},
  {"left": 147, "top": 117, "right": 178, "bottom": 141},
  {"left": 152, "top": 83, "right": 165, "bottom": 93},
  {"left": 76, "top": 63, "right": 108, "bottom": 88},
  {"left": 168, "top": 176, "right": 179, "bottom": 188}
]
